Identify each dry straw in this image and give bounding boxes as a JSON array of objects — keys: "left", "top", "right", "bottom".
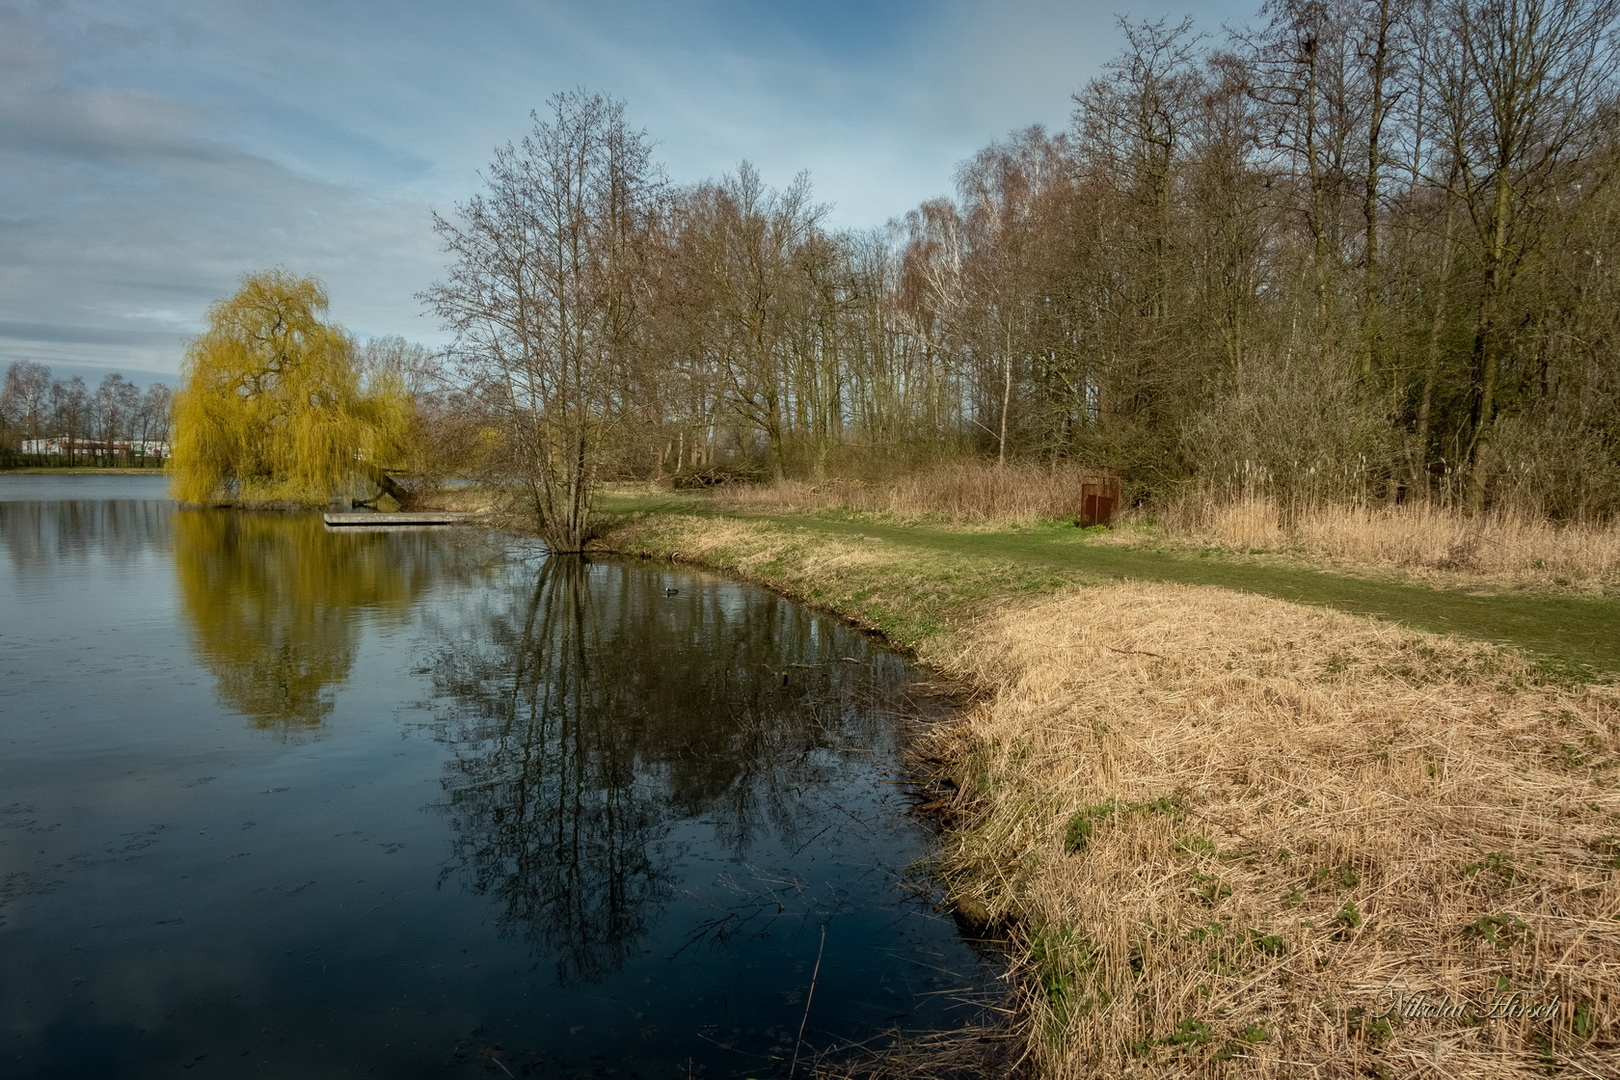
[
  {"left": 929, "top": 582, "right": 1619, "bottom": 1078},
  {"left": 1155, "top": 494, "right": 1620, "bottom": 593},
  {"left": 714, "top": 465, "right": 1620, "bottom": 592}
]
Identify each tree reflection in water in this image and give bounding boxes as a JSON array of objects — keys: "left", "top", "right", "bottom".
[
  {"left": 0, "top": 497, "right": 171, "bottom": 578},
  {"left": 431, "top": 556, "right": 666, "bottom": 983},
  {"left": 429, "top": 554, "right": 915, "bottom": 986},
  {"left": 173, "top": 510, "right": 473, "bottom": 734}
]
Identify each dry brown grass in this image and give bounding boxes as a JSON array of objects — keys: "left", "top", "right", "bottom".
[
  {"left": 1154, "top": 495, "right": 1620, "bottom": 594},
  {"left": 929, "top": 582, "right": 1620, "bottom": 1078},
  {"left": 714, "top": 461, "right": 1108, "bottom": 527},
  {"left": 805, "top": 1021, "right": 1023, "bottom": 1080},
  {"left": 408, "top": 483, "right": 503, "bottom": 514}
]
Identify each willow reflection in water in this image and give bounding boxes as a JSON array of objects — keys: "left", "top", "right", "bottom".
[
  {"left": 173, "top": 510, "right": 483, "bottom": 733},
  {"left": 428, "top": 555, "right": 963, "bottom": 1007}
]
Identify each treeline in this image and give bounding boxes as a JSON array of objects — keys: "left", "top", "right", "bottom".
[
  {"left": 433, "top": 0, "right": 1620, "bottom": 540},
  {"left": 913, "top": 0, "right": 1620, "bottom": 518},
  {"left": 0, "top": 361, "right": 173, "bottom": 467}
]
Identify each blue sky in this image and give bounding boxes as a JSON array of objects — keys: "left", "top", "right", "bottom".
[{"left": 0, "top": 0, "right": 1254, "bottom": 382}]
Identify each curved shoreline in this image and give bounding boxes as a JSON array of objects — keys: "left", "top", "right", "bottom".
[{"left": 590, "top": 508, "right": 1620, "bottom": 1079}]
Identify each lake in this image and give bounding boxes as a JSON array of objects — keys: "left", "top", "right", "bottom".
[{"left": 0, "top": 474, "right": 990, "bottom": 1078}]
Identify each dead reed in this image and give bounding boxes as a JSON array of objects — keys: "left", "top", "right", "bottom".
[
  {"left": 713, "top": 468, "right": 1620, "bottom": 592},
  {"left": 1155, "top": 494, "right": 1620, "bottom": 593},
  {"left": 409, "top": 483, "right": 501, "bottom": 513}
]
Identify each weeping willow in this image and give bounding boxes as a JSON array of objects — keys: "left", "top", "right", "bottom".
[{"left": 170, "top": 270, "right": 412, "bottom": 506}]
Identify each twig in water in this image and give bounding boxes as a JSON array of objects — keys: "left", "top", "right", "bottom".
[
  {"left": 788, "top": 922, "right": 827, "bottom": 1080},
  {"left": 359, "top": 891, "right": 412, "bottom": 916}
]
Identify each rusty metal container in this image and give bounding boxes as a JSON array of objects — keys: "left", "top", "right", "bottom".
[{"left": 1077, "top": 474, "right": 1123, "bottom": 528}]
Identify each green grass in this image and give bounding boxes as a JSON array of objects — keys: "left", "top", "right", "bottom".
[{"left": 594, "top": 490, "right": 1620, "bottom": 678}]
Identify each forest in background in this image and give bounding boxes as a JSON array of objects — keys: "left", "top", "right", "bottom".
[
  {"left": 0, "top": 334, "right": 426, "bottom": 472},
  {"left": 429, "top": 0, "right": 1620, "bottom": 542},
  {"left": 0, "top": 362, "right": 172, "bottom": 467}
]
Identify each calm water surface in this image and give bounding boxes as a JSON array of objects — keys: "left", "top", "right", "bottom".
[{"left": 0, "top": 474, "right": 989, "bottom": 1078}]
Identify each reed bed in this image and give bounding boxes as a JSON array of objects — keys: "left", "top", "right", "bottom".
[
  {"left": 1153, "top": 495, "right": 1620, "bottom": 593},
  {"left": 930, "top": 582, "right": 1620, "bottom": 1078}
]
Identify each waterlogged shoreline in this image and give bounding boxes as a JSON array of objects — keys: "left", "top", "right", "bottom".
[{"left": 590, "top": 508, "right": 1620, "bottom": 1079}]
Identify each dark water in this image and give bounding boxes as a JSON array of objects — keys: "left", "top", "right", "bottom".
[{"left": 0, "top": 475, "right": 989, "bottom": 1078}]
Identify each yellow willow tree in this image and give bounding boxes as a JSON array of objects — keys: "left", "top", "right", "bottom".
[{"left": 170, "top": 271, "right": 412, "bottom": 506}]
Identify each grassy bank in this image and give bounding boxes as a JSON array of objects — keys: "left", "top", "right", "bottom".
[{"left": 592, "top": 501, "right": 1620, "bottom": 1078}]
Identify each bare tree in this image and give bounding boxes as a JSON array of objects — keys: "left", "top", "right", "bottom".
[
  {"left": 1436, "top": 0, "right": 1620, "bottom": 505},
  {"left": 679, "top": 165, "right": 828, "bottom": 479},
  {"left": 49, "top": 376, "right": 89, "bottom": 466},
  {"left": 93, "top": 373, "right": 140, "bottom": 465},
  {"left": 358, "top": 336, "right": 440, "bottom": 400},
  {"left": 897, "top": 198, "right": 969, "bottom": 446},
  {"left": 426, "top": 90, "right": 663, "bottom": 550},
  {"left": 135, "top": 383, "right": 173, "bottom": 466},
  {"left": 2, "top": 361, "right": 52, "bottom": 457}
]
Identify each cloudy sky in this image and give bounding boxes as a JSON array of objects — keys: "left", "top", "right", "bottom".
[{"left": 0, "top": 0, "right": 1254, "bottom": 384}]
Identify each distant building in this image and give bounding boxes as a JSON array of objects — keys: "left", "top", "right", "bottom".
[{"left": 20, "top": 437, "right": 169, "bottom": 460}]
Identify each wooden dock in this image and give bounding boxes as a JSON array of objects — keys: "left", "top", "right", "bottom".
[{"left": 323, "top": 512, "right": 485, "bottom": 528}]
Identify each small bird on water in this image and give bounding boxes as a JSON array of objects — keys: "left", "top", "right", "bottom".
[{"left": 663, "top": 587, "right": 679, "bottom": 596}]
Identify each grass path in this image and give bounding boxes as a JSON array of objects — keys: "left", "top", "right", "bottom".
[{"left": 596, "top": 490, "right": 1620, "bottom": 676}]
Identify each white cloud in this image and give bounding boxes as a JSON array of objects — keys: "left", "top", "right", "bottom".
[{"left": 0, "top": 4, "right": 446, "bottom": 377}]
